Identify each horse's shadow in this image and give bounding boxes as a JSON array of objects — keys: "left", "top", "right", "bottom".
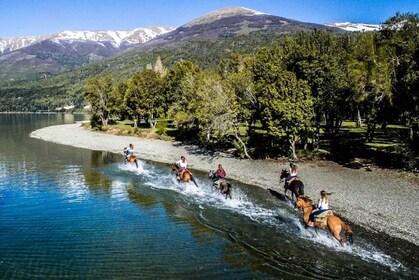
[{"left": 267, "top": 188, "right": 289, "bottom": 202}]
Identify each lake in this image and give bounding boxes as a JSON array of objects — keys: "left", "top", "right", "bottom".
[{"left": 0, "top": 113, "right": 417, "bottom": 279}]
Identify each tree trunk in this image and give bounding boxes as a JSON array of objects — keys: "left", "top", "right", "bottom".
[
  {"left": 289, "top": 137, "right": 297, "bottom": 160},
  {"left": 356, "top": 107, "right": 362, "bottom": 128},
  {"left": 366, "top": 121, "right": 376, "bottom": 142},
  {"left": 231, "top": 131, "right": 252, "bottom": 160},
  {"left": 149, "top": 115, "right": 157, "bottom": 128}
]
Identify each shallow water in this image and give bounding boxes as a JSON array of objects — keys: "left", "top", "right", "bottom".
[{"left": 0, "top": 114, "right": 417, "bottom": 279}]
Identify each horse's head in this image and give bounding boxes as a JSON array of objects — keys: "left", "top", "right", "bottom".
[
  {"left": 294, "top": 196, "right": 312, "bottom": 210},
  {"left": 280, "top": 169, "right": 289, "bottom": 179},
  {"left": 209, "top": 170, "right": 216, "bottom": 179}
]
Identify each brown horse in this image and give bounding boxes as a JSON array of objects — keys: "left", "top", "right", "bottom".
[
  {"left": 171, "top": 163, "right": 198, "bottom": 186},
  {"left": 126, "top": 155, "right": 138, "bottom": 168},
  {"left": 280, "top": 169, "right": 304, "bottom": 200},
  {"left": 295, "top": 196, "right": 353, "bottom": 246}
]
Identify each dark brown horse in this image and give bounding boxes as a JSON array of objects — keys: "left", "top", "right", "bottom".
[
  {"left": 209, "top": 171, "right": 232, "bottom": 199},
  {"left": 295, "top": 196, "right": 353, "bottom": 246},
  {"left": 171, "top": 163, "right": 198, "bottom": 187},
  {"left": 280, "top": 169, "right": 304, "bottom": 200}
]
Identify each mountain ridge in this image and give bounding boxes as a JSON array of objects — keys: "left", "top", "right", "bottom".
[{"left": 0, "top": 26, "right": 175, "bottom": 54}]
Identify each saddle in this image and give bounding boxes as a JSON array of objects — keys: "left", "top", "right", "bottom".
[
  {"left": 213, "top": 179, "right": 224, "bottom": 188},
  {"left": 288, "top": 177, "right": 298, "bottom": 184},
  {"left": 314, "top": 210, "right": 334, "bottom": 224}
]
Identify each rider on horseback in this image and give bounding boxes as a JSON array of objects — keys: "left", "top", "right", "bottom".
[
  {"left": 124, "top": 144, "right": 139, "bottom": 168},
  {"left": 211, "top": 164, "right": 226, "bottom": 188},
  {"left": 308, "top": 190, "right": 331, "bottom": 227},
  {"left": 214, "top": 164, "right": 226, "bottom": 180},
  {"left": 175, "top": 156, "right": 188, "bottom": 180},
  {"left": 124, "top": 144, "right": 135, "bottom": 163},
  {"left": 284, "top": 163, "right": 298, "bottom": 187}
]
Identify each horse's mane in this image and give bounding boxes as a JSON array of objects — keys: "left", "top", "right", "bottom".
[{"left": 301, "top": 196, "right": 313, "bottom": 204}]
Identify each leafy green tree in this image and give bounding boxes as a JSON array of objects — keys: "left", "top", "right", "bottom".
[
  {"left": 125, "top": 69, "right": 164, "bottom": 128},
  {"left": 253, "top": 47, "right": 314, "bottom": 159},
  {"left": 84, "top": 74, "right": 114, "bottom": 127},
  {"left": 110, "top": 79, "right": 128, "bottom": 119},
  {"left": 348, "top": 32, "right": 393, "bottom": 141},
  {"left": 164, "top": 60, "right": 201, "bottom": 114},
  {"left": 280, "top": 32, "right": 352, "bottom": 139}
]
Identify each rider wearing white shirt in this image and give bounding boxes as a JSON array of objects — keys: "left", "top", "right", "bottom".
[
  {"left": 176, "top": 156, "right": 188, "bottom": 179},
  {"left": 309, "top": 191, "right": 331, "bottom": 224},
  {"left": 317, "top": 197, "right": 329, "bottom": 210}
]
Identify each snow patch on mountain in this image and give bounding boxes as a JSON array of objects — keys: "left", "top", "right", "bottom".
[
  {"left": 184, "top": 6, "right": 266, "bottom": 27},
  {"left": 0, "top": 26, "right": 175, "bottom": 54},
  {"left": 325, "top": 22, "right": 380, "bottom": 32}
]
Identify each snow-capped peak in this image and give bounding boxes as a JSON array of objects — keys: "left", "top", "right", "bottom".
[
  {"left": 0, "top": 26, "right": 175, "bottom": 54},
  {"left": 184, "top": 6, "right": 266, "bottom": 27},
  {"left": 325, "top": 22, "right": 380, "bottom": 32}
]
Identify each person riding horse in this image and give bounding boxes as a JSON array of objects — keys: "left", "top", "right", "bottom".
[
  {"left": 175, "top": 156, "right": 188, "bottom": 180},
  {"left": 124, "top": 144, "right": 138, "bottom": 168},
  {"left": 172, "top": 156, "right": 199, "bottom": 187},
  {"left": 295, "top": 195, "right": 353, "bottom": 246},
  {"left": 284, "top": 163, "right": 298, "bottom": 186},
  {"left": 308, "top": 190, "right": 332, "bottom": 227},
  {"left": 280, "top": 163, "right": 304, "bottom": 199},
  {"left": 209, "top": 164, "right": 232, "bottom": 199}
]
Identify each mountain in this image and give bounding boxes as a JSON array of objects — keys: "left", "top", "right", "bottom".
[
  {"left": 325, "top": 22, "right": 380, "bottom": 32},
  {"left": 147, "top": 6, "right": 342, "bottom": 46},
  {"left": 0, "top": 26, "right": 175, "bottom": 54},
  {"left": 0, "top": 6, "right": 345, "bottom": 111},
  {"left": 0, "top": 26, "right": 175, "bottom": 82}
]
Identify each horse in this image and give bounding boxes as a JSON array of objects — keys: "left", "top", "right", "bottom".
[
  {"left": 209, "top": 171, "right": 232, "bottom": 199},
  {"left": 126, "top": 154, "right": 138, "bottom": 168},
  {"left": 295, "top": 196, "right": 353, "bottom": 246},
  {"left": 280, "top": 169, "right": 304, "bottom": 200},
  {"left": 171, "top": 163, "right": 198, "bottom": 187}
]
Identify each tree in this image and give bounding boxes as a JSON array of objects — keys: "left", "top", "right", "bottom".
[
  {"left": 253, "top": 47, "right": 314, "bottom": 159},
  {"left": 84, "top": 74, "right": 114, "bottom": 127},
  {"left": 164, "top": 60, "right": 202, "bottom": 126},
  {"left": 125, "top": 70, "right": 164, "bottom": 128},
  {"left": 110, "top": 79, "right": 128, "bottom": 119},
  {"left": 282, "top": 32, "right": 352, "bottom": 137},
  {"left": 348, "top": 32, "right": 393, "bottom": 141}
]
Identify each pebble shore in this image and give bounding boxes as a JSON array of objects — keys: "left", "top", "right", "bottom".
[{"left": 30, "top": 123, "right": 419, "bottom": 245}]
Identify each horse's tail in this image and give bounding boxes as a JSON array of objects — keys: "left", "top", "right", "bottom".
[
  {"left": 190, "top": 174, "right": 199, "bottom": 187},
  {"left": 341, "top": 221, "right": 353, "bottom": 244},
  {"left": 224, "top": 182, "right": 232, "bottom": 199}
]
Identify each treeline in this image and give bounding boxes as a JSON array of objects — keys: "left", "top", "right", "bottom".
[{"left": 85, "top": 13, "right": 418, "bottom": 167}]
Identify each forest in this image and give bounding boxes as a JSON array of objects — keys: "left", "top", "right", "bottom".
[{"left": 27, "top": 13, "right": 419, "bottom": 169}]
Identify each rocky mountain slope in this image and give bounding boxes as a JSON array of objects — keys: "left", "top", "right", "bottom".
[{"left": 0, "top": 26, "right": 174, "bottom": 82}]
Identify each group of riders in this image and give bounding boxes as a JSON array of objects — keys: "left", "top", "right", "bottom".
[
  {"left": 123, "top": 144, "right": 348, "bottom": 243},
  {"left": 124, "top": 144, "right": 230, "bottom": 195},
  {"left": 282, "top": 162, "right": 331, "bottom": 228}
]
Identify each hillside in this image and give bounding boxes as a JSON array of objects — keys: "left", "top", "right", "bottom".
[
  {"left": 0, "top": 26, "right": 174, "bottom": 82},
  {"left": 0, "top": 6, "right": 344, "bottom": 111}
]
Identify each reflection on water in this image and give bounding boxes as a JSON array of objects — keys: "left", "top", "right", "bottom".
[{"left": 0, "top": 114, "right": 418, "bottom": 279}]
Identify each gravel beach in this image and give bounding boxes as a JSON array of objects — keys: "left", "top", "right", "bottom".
[{"left": 30, "top": 123, "right": 419, "bottom": 245}]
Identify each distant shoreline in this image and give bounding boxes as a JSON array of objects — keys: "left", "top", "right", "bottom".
[{"left": 30, "top": 122, "right": 419, "bottom": 246}]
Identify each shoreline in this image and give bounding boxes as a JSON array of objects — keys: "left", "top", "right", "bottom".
[{"left": 30, "top": 123, "right": 419, "bottom": 246}]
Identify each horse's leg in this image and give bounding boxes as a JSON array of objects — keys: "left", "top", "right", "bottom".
[
  {"left": 328, "top": 218, "right": 344, "bottom": 246},
  {"left": 135, "top": 159, "right": 138, "bottom": 168}
]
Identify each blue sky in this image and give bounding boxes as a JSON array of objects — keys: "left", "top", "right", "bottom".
[{"left": 0, "top": 0, "right": 417, "bottom": 37}]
